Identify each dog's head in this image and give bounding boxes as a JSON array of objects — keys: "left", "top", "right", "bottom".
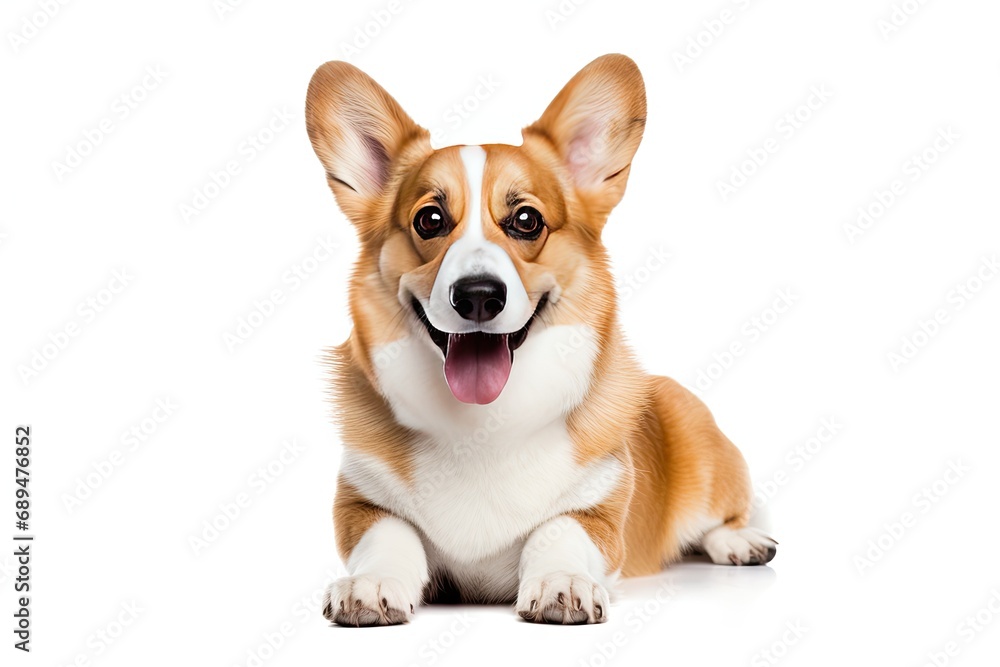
[{"left": 306, "top": 55, "right": 645, "bottom": 406}]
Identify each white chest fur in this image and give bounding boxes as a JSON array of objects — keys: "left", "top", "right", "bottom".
[
  {"left": 341, "top": 421, "right": 622, "bottom": 562},
  {"left": 340, "top": 324, "right": 618, "bottom": 579},
  {"left": 373, "top": 323, "right": 599, "bottom": 437}
]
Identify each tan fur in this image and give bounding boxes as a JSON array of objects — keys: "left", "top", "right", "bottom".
[
  {"left": 324, "top": 339, "right": 415, "bottom": 483},
  {"left": 622, "top": 377, "right": 753, "bottom": 574},
  {"left": 307, "top": 54, "right": 762, "bottom": 589},
  {"left": 332, "top": 475, "right": 389, "bottom": 561}
]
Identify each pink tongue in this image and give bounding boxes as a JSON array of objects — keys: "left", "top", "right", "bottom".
[{"left": 443, "top": 333, "right": 512, "bottom": 404}]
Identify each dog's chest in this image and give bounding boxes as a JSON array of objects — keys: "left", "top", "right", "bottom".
[
  {"left": 410, "top": 422, "right": 590, "bottom": 557},
  {"left": 340, "top": 323, "right": 614, "bottom": 570},
  {"left": 341, "top": 419, "right": 620, "bottom": 565}
]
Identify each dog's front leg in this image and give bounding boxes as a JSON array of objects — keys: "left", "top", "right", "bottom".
[
  {"left": 323, "top": 515, "right": 428, "bottom": 627},
  {"left": 515, "top": 515, "right": 621, "bottom": 624}
]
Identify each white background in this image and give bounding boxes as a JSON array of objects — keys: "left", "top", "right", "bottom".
[{"left": 3, "top": 0, "right": 1000, "bottom": 665}]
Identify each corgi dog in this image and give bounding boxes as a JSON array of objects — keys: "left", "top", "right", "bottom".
[{"left": 306, "top": 54, "right": 776, "bottom": 626}]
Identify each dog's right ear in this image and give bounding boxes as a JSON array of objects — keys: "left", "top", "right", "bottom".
[
  {"left": 306, "top": 61, "right": 429, "bottom": 236},
  {"left": 525, "top": 54, "right": 646, "bottom": 224}
]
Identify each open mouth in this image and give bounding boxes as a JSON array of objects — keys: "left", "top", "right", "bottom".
[{"left": 411, "top": 294, "right": 548, "bottom": 405}]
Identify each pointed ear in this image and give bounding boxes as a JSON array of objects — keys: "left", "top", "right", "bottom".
[
  {"left": 525, "top": 54, "right": 646, "bottom": 218},
  {"left": 305, "top": 61, "right": 429, "bottom": 229}
]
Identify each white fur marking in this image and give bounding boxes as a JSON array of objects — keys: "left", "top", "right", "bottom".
[
  {"left": 673, "top": 514, "right": 722, "bottom": 551},
  {"left": 373, "top": 324, "right": 599, "bottom": 435},
  {"left": 458, "top": 145, "right": 486, "bottom": 243},
  {"left": 701, "top": 525, "right": 777, "bottom": 566},
  {"left": 515, "top": 516, "right": 612, "bottom": 623},
  {"left": 340, "top": 425, "right": 621, "bottom": 564},
  {"left": 519, "top": 516, "right": 610, "bottom": 585},
  {"left": 323, "top": 516, "right": 429, "bottom": 624},
  {"left": 425, "top": 145, "right": 531, "bottom": 334}
]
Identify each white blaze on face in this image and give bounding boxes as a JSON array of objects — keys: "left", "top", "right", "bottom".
[{"left": 425, "top": 145, "right": 532, "bottom": 334}]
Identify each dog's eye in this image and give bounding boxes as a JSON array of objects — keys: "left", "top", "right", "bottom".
[
  {"left": 413, "top": 206, "right": 448, "bottom": 239},
  {"left": 507, "top": 207, "right": 544, "bottom": 240}
]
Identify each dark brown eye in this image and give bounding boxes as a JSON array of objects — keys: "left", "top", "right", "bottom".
[
  {"left": 507, "top": 206, "right": 544, "bottom": 240},
  {"left": 413, "top": 206, "right": 448, "bottom": 239}
]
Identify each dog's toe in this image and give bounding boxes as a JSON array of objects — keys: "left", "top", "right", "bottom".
[
  {"left": 516, "top": 572, "right": 608, "bottom": 624},
  {"left": 702, "top": 526, "right": 778, "bottom": 566},
  {"left": 323, "top": 575, "right": 416, "bottom": 627}
]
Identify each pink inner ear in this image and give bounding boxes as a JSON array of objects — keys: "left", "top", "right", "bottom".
[
  {"left": 565, "top": 117, "right": 610, "bottom": 188},
  {"left": 360, "top": 133, "right": 389, "bottom": 190}
]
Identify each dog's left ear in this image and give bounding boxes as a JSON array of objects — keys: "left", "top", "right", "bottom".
[
  {"left": 525, "top": 54, "right": 646, "bottom": 220},
  {"left": 306, "top": 61, "right": 430, "bottom": 240}
]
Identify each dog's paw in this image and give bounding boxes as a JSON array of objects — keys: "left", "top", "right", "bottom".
[
  {"left": 516, "top": 571, "right": 609, "bottom": 624},
  {"left": 322, "top": 575, "right": 416, "bottom": 627},
  {"left": 701, "top": 525, "right": 777, "bottom": 566}
]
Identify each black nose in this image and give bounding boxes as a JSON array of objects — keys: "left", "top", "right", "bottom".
[{"left": 450, "top": 276, "right": 506, "bottom": 322}]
